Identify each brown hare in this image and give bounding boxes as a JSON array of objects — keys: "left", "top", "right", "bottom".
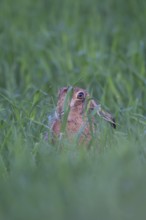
[{"left": 49, "top": 86, "right": 116, "bottom": 144}]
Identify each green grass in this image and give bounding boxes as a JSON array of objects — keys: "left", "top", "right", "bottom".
[{"left": 0, "top": 0, "right": 146, "bottom": 219}]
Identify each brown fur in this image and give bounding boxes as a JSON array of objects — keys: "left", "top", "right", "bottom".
[{"left": 51, "top": 86, "right": 115, "bottom": 144}]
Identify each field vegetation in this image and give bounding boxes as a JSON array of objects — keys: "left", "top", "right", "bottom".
[{"left": 0, "top": 0, "right": 146, "bottom": 219}]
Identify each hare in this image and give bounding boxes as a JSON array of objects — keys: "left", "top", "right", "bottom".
[{"left": 49, "top": 86, "right": 116, "bottom": 144}]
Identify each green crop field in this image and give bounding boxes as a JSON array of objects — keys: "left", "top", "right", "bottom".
[{"left": 0, "top": 0, "right": 146, "bottom": 219}]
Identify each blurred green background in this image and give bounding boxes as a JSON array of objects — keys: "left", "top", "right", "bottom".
[{"left": 0, "top": 0, "right": 146, "bottom": 219}]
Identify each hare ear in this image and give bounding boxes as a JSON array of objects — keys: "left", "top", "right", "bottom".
[{"left": 58, "top": 87, "right": 68, "bottom": 98}]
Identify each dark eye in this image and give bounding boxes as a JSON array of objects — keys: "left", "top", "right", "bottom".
[{"left": 77, "top": 91, "right": 85, "bottom": 99}]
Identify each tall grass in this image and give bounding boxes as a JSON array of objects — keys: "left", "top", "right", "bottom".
[{"left": 0, "top": 0, "right": 146, "bottom": 219}]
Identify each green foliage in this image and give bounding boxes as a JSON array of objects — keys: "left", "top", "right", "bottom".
[{"left": 0, "top": 0, "right": 146, "bottom": 219}]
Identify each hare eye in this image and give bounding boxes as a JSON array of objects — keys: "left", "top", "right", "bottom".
[{"left": 77, "top": 92, "right": 84, "bottom": 99}]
